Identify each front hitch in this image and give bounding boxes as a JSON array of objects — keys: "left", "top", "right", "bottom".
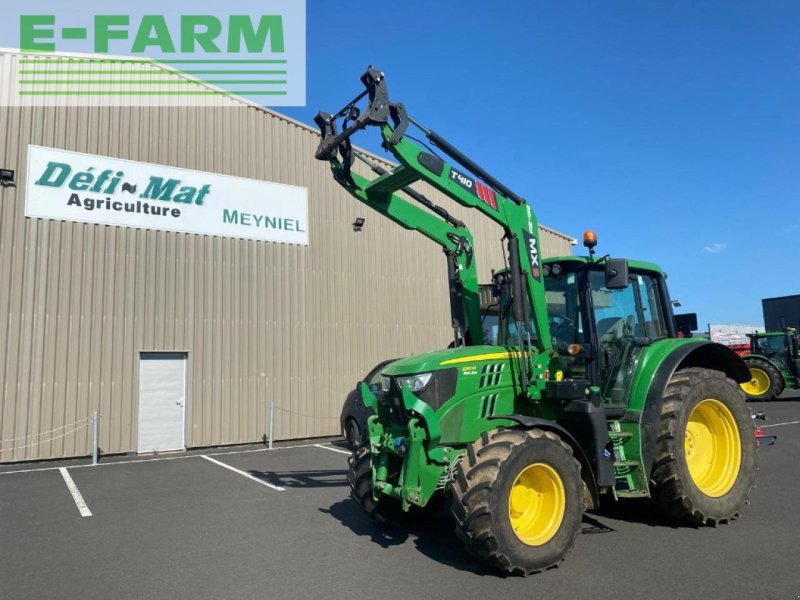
[{"left": 358, "top": 382, "right": 447, "bottom": 509}]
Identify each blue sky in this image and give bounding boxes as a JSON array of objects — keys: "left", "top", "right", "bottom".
[
  {"left": 281, "top": 0, "right": 799, "bottom": 329},
  {"left": 3, "top": 1, "right": 797, "bottom": 328}
]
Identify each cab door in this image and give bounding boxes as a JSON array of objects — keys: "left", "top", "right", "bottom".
[{"left": 588, "top": 271, "right": 668, "bottom": 410}]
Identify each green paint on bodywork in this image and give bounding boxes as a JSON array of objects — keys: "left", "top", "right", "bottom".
[
  {"left": 544, "top": 255, "right": 664, "bottom": 274},
  {"left": 383, "top": 345, "right": 535, "bottom": 375},
  {"left": 627, "top": 338, "right": 707, "bottom": 413}
]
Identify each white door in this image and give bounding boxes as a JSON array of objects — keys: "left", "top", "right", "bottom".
[{"left": 138, "top": 353, "right": 186, "bottom": 453}]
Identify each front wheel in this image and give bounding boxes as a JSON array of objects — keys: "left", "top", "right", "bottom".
[
  {"left": 451, "top": 428, "right": 584, "bottom": 575},
  {"left": 651, "top": 368, "right": 756, "bottom": 525},
  {"left": 344, "top": 418, "right": 362, "bottom": 449},
  {"left": 348, "top": 448, "right": 407, "bottom": 525},
  {"left": 740, "top": 358, "right": 782, "bottom": 401}
]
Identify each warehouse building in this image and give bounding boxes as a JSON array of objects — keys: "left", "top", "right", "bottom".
[
  {"left": 762, "top": 295, "right": 800, "bottom": 332},
  {"left": 0, "top": 50, "right": 575, "bottom": 463}
]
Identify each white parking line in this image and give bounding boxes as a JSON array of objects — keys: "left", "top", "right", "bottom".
[
  {"left": 314, "top": 444, "right": 351, "bottom": 455},
  {"left": 58, "top": 468, "right": 92, "bottom": 517},
  {"left": 0, "top": 441, "right": 342, "bottom": 477},
  {"left": 760, "top": 419, "right": 800, "bottom": 429},
  {"left": 200, "top": 455, "right": 285, "bottom": 491}
]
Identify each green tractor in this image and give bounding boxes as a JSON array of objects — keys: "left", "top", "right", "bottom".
[
  {"left": 315, "top": 67, "right": 757, "bottom": 575},
  {"left": 740, "top": 330, "right": 800, "bottom": 401}
]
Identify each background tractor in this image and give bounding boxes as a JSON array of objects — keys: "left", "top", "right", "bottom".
[
  {"left": 740, "top": 330, "right": 800, "bottom": 401},
  {"left": 315, "top": 67, "right": 758, "bottom": 575}
]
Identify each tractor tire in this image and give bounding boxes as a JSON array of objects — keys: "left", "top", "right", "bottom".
[
  {"left": 344, "top": 418, "right": 362, "bottom": 449},
  {"left": 347, "top": 447, "right": 442, "bottom": 526},
  {"left": 451, "top": 428, "right": 584, "bottom": 576},
  {"left": 740, "top": 358, "right": 782, "bottom": 401},
  {"left": 651, "top": 368, "right": 756, "bottom": 526}
]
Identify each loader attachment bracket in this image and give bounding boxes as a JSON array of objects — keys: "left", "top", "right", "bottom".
[{"left": 314, "top": 66, "right": 410, "bottom": 180}]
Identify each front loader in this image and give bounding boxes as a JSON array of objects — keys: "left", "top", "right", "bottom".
[{"left": 315, "top": 67, "right": 757, "bottom": 575}]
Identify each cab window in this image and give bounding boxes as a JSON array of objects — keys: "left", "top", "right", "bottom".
[
  {"left": 589, "top": 270, "right": 668, "bottom": 404},
  {"left": 545, "top": 271, "right": 586, "bottom": 378},
  {"left": 755, "top": 336, "right": 787, "bottom": 357},
  {"left": 637, "top": 275, "right": 668, "bottom": 339}
]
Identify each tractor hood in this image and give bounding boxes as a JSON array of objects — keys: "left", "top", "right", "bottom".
[{"left": 382, "top": 345, "right": 532, "bottom": 376}]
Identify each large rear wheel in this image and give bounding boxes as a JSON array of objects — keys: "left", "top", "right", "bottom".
[
  {"left": 651, "top": 368, "right": 756, "bottom": 525},
  {"left": 451, "top": 428, "right": 583, "bottom": 575},
  {"left": 740, "top": 358, "right": 782, "bottom": 401}
]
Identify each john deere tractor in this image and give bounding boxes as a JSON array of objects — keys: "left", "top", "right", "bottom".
[
  {"left": 740, "top": 330, "right": 800, "bottom": 401},
  {"left": 315, "top": 67, "right": 757, "bottom": 575}
]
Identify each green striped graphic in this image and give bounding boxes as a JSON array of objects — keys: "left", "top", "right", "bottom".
[
  {"left": 17, "top": 56, "right": 291, "bottom": 98},
  {"left": 18, "top": 90, "right": 288, "bottom": 96}
]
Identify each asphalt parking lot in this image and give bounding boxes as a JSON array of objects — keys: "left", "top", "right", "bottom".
[{"left": 1, "top": 396, "right": 798, "bottom": 600}]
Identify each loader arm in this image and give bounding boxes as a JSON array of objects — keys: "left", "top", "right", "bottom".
[
  {"left": 371, "top": 131, "right": 553, "bottom": 355},
  {"left": 315, "top": 66, "right": 554, "bottom": 391}
]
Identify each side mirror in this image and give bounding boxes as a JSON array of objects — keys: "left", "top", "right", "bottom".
[
  {"left": 674, "top": 312, "right": 698, "bottom": 337},
  {"left": 605, "top": 258, "right": 629, "bottom": 289}
]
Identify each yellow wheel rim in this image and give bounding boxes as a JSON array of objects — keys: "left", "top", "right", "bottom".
[
  {"left": 508, "top": 463, "right": 565, "bottom": 546},
  {"left": 740, "top": 368, "right": 770, "bottom": 396},
  {"left": 684, "top": 399, "right": 741, "bottom": 497}
]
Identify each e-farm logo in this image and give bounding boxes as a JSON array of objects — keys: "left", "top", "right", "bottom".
[{"left": 10, "top": 2, "right": 306, "bottom": 106}]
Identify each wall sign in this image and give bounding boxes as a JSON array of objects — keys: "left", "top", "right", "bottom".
[{"left": 25, "top": 145, "right": 308, "bottom": 245}]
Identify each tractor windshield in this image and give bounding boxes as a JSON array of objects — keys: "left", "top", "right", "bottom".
[{"left": 753, "top": 335, "right": 788, "bottom": 358}]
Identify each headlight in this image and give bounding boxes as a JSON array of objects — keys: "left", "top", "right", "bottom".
[
  {"left": 381, "top": 375, "right": 391, "bottom": 392},
  {"left": 397, "top": 373, "right": 432, "bottom": 393}
]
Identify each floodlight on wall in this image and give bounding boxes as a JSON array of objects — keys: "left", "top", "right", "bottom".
[
  {"left": 672, "top": 300, "right": 682, "bottom": 308},
  {"left": 0, "top": 169, "right": 14, "bottom": 183},
  {"left": 352, "top": 217, "right": 365, "bottom": 232}
]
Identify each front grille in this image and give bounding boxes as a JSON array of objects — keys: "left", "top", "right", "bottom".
[{"left": 379, "top": 389, "right": 412, "bottom": 427}]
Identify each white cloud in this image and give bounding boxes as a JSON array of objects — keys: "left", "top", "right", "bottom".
[{"left": 703, "top": 242, "right": 727, "bottom": 254}]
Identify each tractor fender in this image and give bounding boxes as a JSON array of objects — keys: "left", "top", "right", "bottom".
[
  {"left": 489, "top": 414, "right": 602, "bottom": 510},
  {"left": 637, "top": 341, "right": 749, "bottom": 476}
]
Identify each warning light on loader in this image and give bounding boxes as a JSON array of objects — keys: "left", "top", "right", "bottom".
[{"left": 583, "top": 230, "right": 597, "bottom": 249}]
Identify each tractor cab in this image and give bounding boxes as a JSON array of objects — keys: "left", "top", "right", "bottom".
[
  {"left": 486, "top": 232, "right": 675, "bottom": 413},
  {"left": 543, "top": 257, "right": 670, "bottom": 406},
  {"left": 748, "top": 331, "right": 799, "bottom": 368},
  {"left": 540, "top": 234, "right": 674, "bottom": 411}
]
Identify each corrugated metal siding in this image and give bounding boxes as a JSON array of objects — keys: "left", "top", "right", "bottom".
[{"left": 0, "top": 51, "right": 574, "bottom": 462}]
